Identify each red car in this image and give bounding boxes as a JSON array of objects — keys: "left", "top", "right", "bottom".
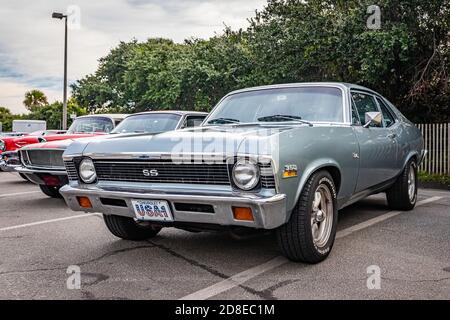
[{"left": 0, "top": 114, "right": 127, "bottom": 174}]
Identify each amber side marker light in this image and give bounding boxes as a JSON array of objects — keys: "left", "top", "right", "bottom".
[
  {"left": 77, "top": 196, "right": 92, "bottom": 209},
  {"left": 232, "top": 207, "right": 254, "bottom": 221}
]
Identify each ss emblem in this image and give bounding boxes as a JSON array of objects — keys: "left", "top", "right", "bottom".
[{"left": 143, "top": 169, "right": 159, "bottom": 177}]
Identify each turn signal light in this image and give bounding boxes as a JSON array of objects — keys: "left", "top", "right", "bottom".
[
  {"left": 232, "top": 207, "right": 254, "bottom": 221},
  {"left": 77, "top": 196, "right": 92, "bottom": 209}
]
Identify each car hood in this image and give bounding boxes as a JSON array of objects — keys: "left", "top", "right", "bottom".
[
  {"left": 65, "top": 125, "right": 298, "bottom": 158},
  {"left": 22, "top": 132, "right": 165, "bottom": 151}
]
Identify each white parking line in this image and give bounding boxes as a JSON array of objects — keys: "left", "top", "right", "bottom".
[
  {"left": 180, "top": 196, "right": 443, "bottom": 300},
  {"left": 0, "top": 191, "right": 41, "bottom": 199},
  {"left": 0, "top": 213, "right": 101, "bottom": 232}
]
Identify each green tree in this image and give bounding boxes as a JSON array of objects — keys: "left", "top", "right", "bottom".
[
  {"left": 0, "top": 106, "right": 13, "bottom": 132},
  {"left": 70, "top": 0, "right": 449, "bottom": 122},
  {"left": 26, "top": 97, "right": 87, "bottom": 129},
  {"left": 23, "top": 89, "right": 49, "bottom": 111}
]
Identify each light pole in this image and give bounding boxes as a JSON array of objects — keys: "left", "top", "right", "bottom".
[{"left": 52, "top": 12, "right": 68, "bottom": 130}]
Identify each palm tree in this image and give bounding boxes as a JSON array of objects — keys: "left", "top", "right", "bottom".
[{"left": 23, "top": 90, "right": 49, "bottom": 111}]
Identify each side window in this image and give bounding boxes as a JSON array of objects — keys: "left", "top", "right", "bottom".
[
  {"left": 376, "top": 98, "right": 396, "bottom": 128},
  {"left": 351, "top": 92, "right": 382, "bottom": 128},
  {"left": 185, "top": 116, "right": 206, "bottom": 128}
]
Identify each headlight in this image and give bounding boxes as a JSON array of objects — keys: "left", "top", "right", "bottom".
[
  {"left": 0, "top": 140, "right": 5, "bottom": 152},
  {"left": 232, "top": 159, "right": 260, "bottom": 190},
  {"left": 79, "top": 158, "right": 97, "bottom": 183}
]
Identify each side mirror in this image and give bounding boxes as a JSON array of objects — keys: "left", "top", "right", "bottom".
[{"left": 363, "top": 111, "right": 382, "bottom": 128}]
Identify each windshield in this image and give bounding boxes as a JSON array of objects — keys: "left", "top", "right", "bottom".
[
  {"left": 111, "top": 113, "right": 181, "bottom": 134},
  {"left": 67, "top": 117, "right": 114, "bottom": 134},
  {"left": 206, "top": 87, "right": 343, "bottom": 124}
]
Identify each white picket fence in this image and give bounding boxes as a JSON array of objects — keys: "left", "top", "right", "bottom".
[{"left": 417, "top": 123, "right": 450, "bottom": 175}]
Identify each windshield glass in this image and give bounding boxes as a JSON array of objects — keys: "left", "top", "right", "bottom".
[
  {"left": 206, "top": 87, "right": 343, "bottom": 124},
  {"left": 67, "top": 117, "right": 114, "bottom": 134},
  {"left": 111, "top": 113, "right": 181, "bottom": 134}
]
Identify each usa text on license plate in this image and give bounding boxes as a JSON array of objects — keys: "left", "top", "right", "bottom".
[{"left": 132, "top": 200, "right": 173, "bottom": 222}]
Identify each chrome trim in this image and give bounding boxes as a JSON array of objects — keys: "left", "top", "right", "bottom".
[
  {"left": 419, "top": 150, "right": 428, "bottom": 166},
  {"left": 15, "top": 166, "right": 67, "bottom": 175},
  {"left": 60, "top": 185, "right": 288, "bottom": 229}
]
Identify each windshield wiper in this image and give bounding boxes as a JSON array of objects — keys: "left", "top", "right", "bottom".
[
  {"left": 257, "top": 115, "right": 313, "bottom": 126},
  {"left": 207, "top": 117, "right": 240, "bottom": 124}
]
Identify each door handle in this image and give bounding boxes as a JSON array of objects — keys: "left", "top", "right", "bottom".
[{"left": 387, "top": 133, "right": 397, "bottom": 139}]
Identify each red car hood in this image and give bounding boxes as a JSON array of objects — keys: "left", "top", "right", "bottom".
[
  {"left": 42, "top": 132, "right": 106, "bottom": 142},
  {"left": 23, "top": 134, "right": 111, "bottom": 150},
  {"left": 1, "top": 132, "right": 106, "bottom": 153}
]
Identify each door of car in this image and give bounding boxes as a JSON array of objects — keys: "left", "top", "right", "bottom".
[{"left": 351, "top": 91, "right": 398, "bottom": 192}]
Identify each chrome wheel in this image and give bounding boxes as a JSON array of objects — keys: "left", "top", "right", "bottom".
[
  {"left": 408, "top": 163, "right": 416, "bottom": 202},
  {"left": 311, "top": 183, "right": 334, "bottom": 248}
]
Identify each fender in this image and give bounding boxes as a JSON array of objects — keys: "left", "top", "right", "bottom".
[{"left": 286, "top": 158, "right": 342, "bottom": 219}]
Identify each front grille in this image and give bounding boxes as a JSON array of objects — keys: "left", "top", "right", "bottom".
[
  {"left": 64, "top": 161, "right": 79, "bottom": 181},
  {"left": 260, "top": 164, "right": 276, "bottom": 189},
  {"left": 65, "top": 158, "right": 277, "bottom": 189},
  {"left": 93, "top": 160, "right": 231, "bottom": 185},
  {"left": 23, "top": 150, "right": 65, "bottom": 169}
]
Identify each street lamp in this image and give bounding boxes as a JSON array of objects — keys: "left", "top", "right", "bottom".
[{"left": 52, "top": 12, "right": 68, "bottom": 130}]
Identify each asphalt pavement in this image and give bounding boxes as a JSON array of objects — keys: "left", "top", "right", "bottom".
[{"left": 0, "top": 171, "right": 449, "bottom": 300}]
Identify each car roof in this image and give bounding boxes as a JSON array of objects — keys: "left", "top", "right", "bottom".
[
  {"left": 76, "top": 114, "right": 129, "bottom": 121},
  {"left": 227, "top": 82, "right": 381, "bottom": 96},
  {"left": 126, "top": 110, "right": 208, "bottom": 117}
]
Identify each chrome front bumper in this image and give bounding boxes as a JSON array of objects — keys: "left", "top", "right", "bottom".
[
  {"left": 60, "top": 185, "right": 288, "bottom": 230},
  {"left": 0, "top": 151, "right": 20, "bottom": 172},
  {"left": 15, "top": 166, "right": 67, "bottom": 186},
  {"left": 0, "top": 160, "right": 20, "bottom": 172}
]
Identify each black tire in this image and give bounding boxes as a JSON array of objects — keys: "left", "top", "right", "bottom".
[
  {"left": 386, "top": 159, "right": 418, "bottom": 210},
  {"left": 276, "top": 170, "right": 338, "bottom": 263},
  {"left": 39, "top": 185, "right": 62, "bottom": 198},
  {"left": 19, "top": 173, "right": 30, "bottom": 182},
  {"left": 103, "top": 214, "right": 162, "bottom": 241}
]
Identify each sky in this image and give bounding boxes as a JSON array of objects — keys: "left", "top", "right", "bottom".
[{"left": 0, "top": 0, "right": 266, "bottom": 114}]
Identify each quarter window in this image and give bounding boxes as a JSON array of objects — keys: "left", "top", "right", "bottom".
[
  {"left": 376, "top": 98, "right": 396, "bottom": 127},
  {"left": 185, "top": 116, "right": 206, "bottom": 128},
  {"left": 351, "top": 92, "right": 382, "bottom": 128}
]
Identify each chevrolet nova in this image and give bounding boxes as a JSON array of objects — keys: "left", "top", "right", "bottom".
[{"left": 59, "top": 83, "right": 425, "bottom": 263}]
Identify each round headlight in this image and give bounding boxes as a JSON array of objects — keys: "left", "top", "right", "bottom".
[
  {"left": 232, "top": 159, "right": 260, "bottom": 190},
  {"left": 79, "top": 158, "right": 97, "bottom": 183},
  {"left": 0, "top": 140, "right": 5, "bottom": 152}
]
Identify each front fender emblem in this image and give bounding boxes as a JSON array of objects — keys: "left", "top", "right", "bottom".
[{"left": 352, "top": 152, "right": 360, "bottom": 159}]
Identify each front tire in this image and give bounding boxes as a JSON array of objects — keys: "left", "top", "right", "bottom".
[
  {"left": 276, "top": 170, "right": 338, "bottom": 263},
  {"left": 386, "top": 159, "right": 418, "bottom": 210},
  {"left": 103, "top": 214, "right": 162, "bottom": 240},
  {"left": 39, "top": 185, "right": 62, "bottom": 198}
]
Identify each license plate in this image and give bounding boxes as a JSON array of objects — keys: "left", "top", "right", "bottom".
[{"left": 131, "top": 199, "right": 173, "bottom": 222}]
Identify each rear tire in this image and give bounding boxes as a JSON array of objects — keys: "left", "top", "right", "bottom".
[
  {"left": 39, "top": 185, "right": 62, "bottom": 198},
  {"left": 386, "top": 159, "right": 418, "bottom": 210},
  {"left": 103, "top": 214, "right": 162, "bottom": 240},
  {"left": 276, "top": 170, "right": 338, "bottom": 263}
]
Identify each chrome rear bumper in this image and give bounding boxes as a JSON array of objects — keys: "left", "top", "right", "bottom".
[{"left": 60, "top": 185, "right": 288, "bottom": 230}]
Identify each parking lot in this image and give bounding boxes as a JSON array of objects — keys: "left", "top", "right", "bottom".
[{"left": 0, "top": 171, "right": 449, "bottom": 300}]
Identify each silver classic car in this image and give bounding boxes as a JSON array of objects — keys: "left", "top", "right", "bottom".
[{"left": 60, "top": 83, "right": 425, "bottom": 263}]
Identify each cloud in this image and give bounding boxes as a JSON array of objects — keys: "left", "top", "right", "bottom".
[{"left": 0, "top": 0, "right": 266, "bottom": 114}]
